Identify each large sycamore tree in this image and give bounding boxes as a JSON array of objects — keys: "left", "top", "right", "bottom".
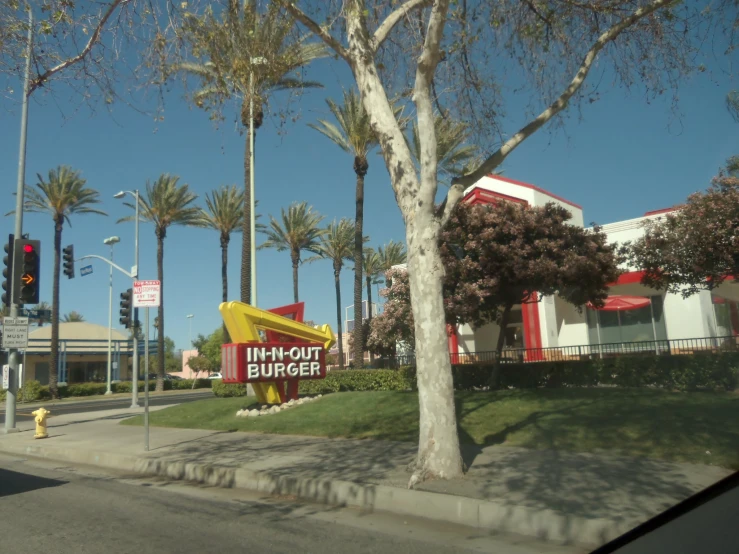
[{"left": 276, "top": 0, "right": 734, "bottom": 486}]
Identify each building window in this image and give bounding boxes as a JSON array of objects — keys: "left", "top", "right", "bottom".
[
  {"left": 503, "top": 309, "right": 524, "bottom": 349},
  {"left": 586, "top": 295, "right": 667, "bottom": 344},
  {"left": 712, "top": 295, "right": 739, "bottom": 337}
]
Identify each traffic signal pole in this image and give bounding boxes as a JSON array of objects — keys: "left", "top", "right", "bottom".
[{"left": 4, "top": 9, "right": 33, "bottom": 434}]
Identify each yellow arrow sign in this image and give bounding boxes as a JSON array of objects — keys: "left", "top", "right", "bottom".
[
  {"left": 219, "top": 301, "right": 336, "bottom": 404},
  {"left": 21, "top": 274, "right": 35, "bottom": 285}
]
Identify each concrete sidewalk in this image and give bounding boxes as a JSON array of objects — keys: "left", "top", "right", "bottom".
[{"left": 0, "top": 408, "right": 731, "bottom": 549}]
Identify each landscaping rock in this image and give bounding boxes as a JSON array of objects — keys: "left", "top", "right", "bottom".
[
  {"left": 268, "top": 405, "right": 280, "bottom": 414},
  {"left": 280, "top": 403, "right": 290, "bottom": 410},
  {"left": 248, "top": 409, "right": 260, "bottom": 417}
]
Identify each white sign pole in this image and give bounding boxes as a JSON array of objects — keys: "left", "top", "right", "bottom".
[{"left": 144, "top": 306, "right": 150, "bottom": 451}]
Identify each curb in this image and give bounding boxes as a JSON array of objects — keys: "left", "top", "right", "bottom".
[{"left": 0, "top": 440, "right": 633, "bottom": 548}]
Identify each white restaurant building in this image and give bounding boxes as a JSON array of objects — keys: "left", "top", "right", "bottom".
[{"left": 397, "top": 175, "right": 739, "bottom": 360}]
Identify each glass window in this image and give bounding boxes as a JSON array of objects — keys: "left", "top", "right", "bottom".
[
  {"left": 713, "top": 295, "right": 739, "bottom": 336},
  {"left": 587, "top": 295, "right": 667, "bottom": 344}
]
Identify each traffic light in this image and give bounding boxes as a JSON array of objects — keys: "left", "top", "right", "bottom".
[
  {"left": 120, "top": 288, "right": 132, "bottom": 328},
  {"left": 13, "top": 239, "right": 40, "bottom": 305},
  {"left": 2, "top": 234, "right": 14, "bottom": 308},
  {"left": 62, "top": 244, "right": 75, "bottom": 279}
]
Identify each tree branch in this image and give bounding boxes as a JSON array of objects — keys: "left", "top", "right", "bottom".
[
  {"left": 28, "top": 0, "right": 130, "bottom": 95},
  {"left": 372, "top": 0, "right": 432, "bottom": 51},
  {"left": 414, "top": 0, "right": 451, "bottom": 208},
  {"left": 281, "top": 1, "right": 351, "bottom": 64},
  {"left": 438, "top": 183, "right": 465, "bottom": 226},
  {"left": 453, "top": 0, "right": 675, "bottom": 187}
]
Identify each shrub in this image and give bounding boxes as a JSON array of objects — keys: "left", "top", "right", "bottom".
[
  {"left": 433, "top": 351, "right": 739, "bottom": 392},
  {"left": 64, "top": 382, "right": 108, "bottom": 397},
  {"left": 212, "top": 380, "right": 249, "bottom": 397},
  {"left": 19, "top": 380, "right": 45, "bottom": 402},
  {"left": 212, "top": 370, "right": 414, "bottom": 398},
  {"left": 171, "top": 378, "right": 211, "bottom": 390}
]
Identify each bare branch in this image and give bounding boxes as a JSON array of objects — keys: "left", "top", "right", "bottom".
[
  {"left": 28, "top": 0, "right": 130, "bottom": 95},
  {"left": 371, "top": 0, "right": 432, "bottom": 51},
  {"left": 437, "top": 183, "right": 464, "bottom": 225},
  {"left": 281, "top": 1, "right": 351, "bottom": 64},
  {"left": 414, "top": 0, "right": 451, "bottom": 207},
  {"left": 453, "top": 0, "right": 676, "bottom": 187}
]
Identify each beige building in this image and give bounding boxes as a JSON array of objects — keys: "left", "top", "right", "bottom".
[{"left": 23, "top": 322, "right": 133, "bottom": 386}]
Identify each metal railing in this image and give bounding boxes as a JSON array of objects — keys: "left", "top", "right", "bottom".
[{"left": 376, "top": 335, "right": 739, "bottom": 368}]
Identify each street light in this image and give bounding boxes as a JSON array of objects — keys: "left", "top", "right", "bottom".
[
  {"left": 186, "top": 314, "right": 194, "bottom": 348},
  {"left": 114, "top": 189, "right": 140, "bottom": 408},
  {"left": 249, "top": 55, "right": 267, "bottom": 307},
  {"left": 103, "top": 236, "right": 120, "bottom": 395}
]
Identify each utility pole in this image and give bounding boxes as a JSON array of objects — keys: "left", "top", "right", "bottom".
[
  {"left": 4, "top": 8, "right": 33, "bottom": 434},
  {"left": 103, "top": 236, "right": 120, "bottom": 394}
]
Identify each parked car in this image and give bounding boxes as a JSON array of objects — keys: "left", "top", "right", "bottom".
[
  {"left": 166, "top": 374, "right": 184, "bottom": 381},
  {"left": 206, "top": 372, "right": 222, "bottom": 380}
]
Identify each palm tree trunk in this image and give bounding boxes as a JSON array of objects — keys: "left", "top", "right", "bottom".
[
  {"left": 156, "top": 231, "right": 165, "bottom": 392},
  {"left": 352, "top": 158, "right": 367, "bottom": 368},
  {"left": 49, "top": 218, "right": 63, "bottom": 399},
  {"left": 241, "top": 125, "right": 257, "bottom": 305},
  {"left": 334, "top": 266, "right": 344, "bottom": 370},
  {"left": 366, "top": 274, "right": 374, "bottom": 366},
  {"left": 221, "top": 233, "right": 231, "bottom": 344},
  {"left": 292, "top": 251, "right": 299, "bottom": 304}
]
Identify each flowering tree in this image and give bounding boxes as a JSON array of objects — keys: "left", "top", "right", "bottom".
[
  {"left": 441, "top": 201, "right": 620, "bottom": 383},
  {"left": 627, "top": 169, "right": 739, "bottom": 298},
  {"left": 366, "top": 269, "right": 415, "bottom": 358},
  {"left": 369, "top": 202, "right": 621, "bottom": 379}
]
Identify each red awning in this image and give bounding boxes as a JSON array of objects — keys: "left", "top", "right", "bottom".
[{"left": 588, "top": 295, "right": 651, "bottom": 311}]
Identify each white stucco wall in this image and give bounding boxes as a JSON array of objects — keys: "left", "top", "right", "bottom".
[
  {"left": 538, "top": 296, "right": 559, "bottom": 348},
  {"left": 464, "top": 175, "right": 585, "bottom": 227}
]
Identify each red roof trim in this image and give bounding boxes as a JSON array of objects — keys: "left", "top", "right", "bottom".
[
  {"left": 463, "top": 188, "right": 528, "bottom": 206},
  {"left": 643, "top": 207, "right": 678, "bottom": 217},
  {"left": 485, "top": 174, "right": 583, "bottom": 210},
  {"left": 607, "top": 271, "right": 646, "bottom": 287}
]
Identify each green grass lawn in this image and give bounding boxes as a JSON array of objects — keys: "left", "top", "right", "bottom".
[{"left": 121, "top": 388, "right": 739, "bottom": 468}]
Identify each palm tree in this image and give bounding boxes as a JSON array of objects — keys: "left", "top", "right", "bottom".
[
  {"left": 118, "top": 174, "right": 203, "bottom": 392},
  {"left": 32, "top": 301, "right": 51, "bottom": 327},
  {"left": 14, "top": 166, "right": 106, "bottom": 398},
  {"left": 198, "top": 186, "right": 266, "bottom": 343},
  {"left": 309, "top": 90, "right": 404, "bottom": 365},
  {"left": 62, "top": 311, "right": 85, "bottom": 323},
  {"left": 362, "top": 248, "right": 383, "bottom": 326},
  {"left": 377, "top": 239, "right": 408, "bottom": 288},
  {"left": 306, "top": 218, "right": 356, "bottom": 370},
  {"left": 176, "top": 1, "right": 327, "bottom": 305},
  {"left": 260, "top": 202, "right": 324, "bottom": 303}
]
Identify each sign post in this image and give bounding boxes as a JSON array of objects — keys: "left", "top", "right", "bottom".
[{"left": 133, "top": 280, "right": 160, "bottom": 452}]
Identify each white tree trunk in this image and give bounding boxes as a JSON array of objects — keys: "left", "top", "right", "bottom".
[{"left": 405, "top": 212, "right": 464, "bottom": 484}]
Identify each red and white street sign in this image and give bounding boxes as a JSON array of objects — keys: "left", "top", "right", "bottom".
[{"left": 133, "top": 280, "right": 161, "bottom": 308}]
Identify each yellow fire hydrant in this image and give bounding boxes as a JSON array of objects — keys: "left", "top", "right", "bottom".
[{"left": 32, "top": 407, "right": 50, "bottom": 439}]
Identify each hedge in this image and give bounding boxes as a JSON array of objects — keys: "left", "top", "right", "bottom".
[
  {"left": 401, "top": 352, "right": 739, "bottom": 392},
  {"left": 211, "top": 369, "right": 413, "bottom": 398},
  {"left": 2, "top": 378, "right": 213, "bottom": 402}
]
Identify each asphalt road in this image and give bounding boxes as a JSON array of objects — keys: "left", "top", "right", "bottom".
[
  {"left": 0, "top": 453, "right": 584, "bottom": 554},
  {"left": 0, "top": 390, "right": 210, "bottom": 424}
]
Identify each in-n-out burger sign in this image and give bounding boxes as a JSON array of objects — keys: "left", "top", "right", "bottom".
[{"left": 221, "top": 342, "right": 326, "bottom": 383}]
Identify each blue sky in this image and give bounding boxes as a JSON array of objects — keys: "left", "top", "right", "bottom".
[{"left": 0, "top": 51, "right": 736, "bottom": 352}]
